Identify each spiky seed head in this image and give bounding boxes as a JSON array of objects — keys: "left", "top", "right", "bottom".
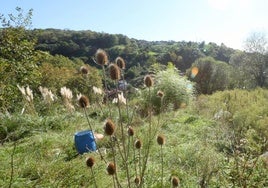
[
  {"left": 157, "top": 90, "right": 164, "bottom": 98},
  {"left": 78, "top": 95, "right": 89, "bottom": 108},
  {"left": 134, "top": 176, "right": 141, "bottom": 186},
  {"left": 144, "top": 75, "right": 154, "bottom": 87},
  {"left": 135, "top": 139, "right": 142, "bottom": 149},
  {"left": 80, "top": 66, "right": 89, "bottom": 74},
  {"left": 86, "top": 156, "right": 95, "bottom": 168},
  {"left": 104, "top": 119, "right": 116, "bottom": 136},
  {"left": 157, "top": 135, "right": 165, "bottom": 145},
  {"left": 171, "top": 176, "right": 180, "bottom": 187},
  {"left": 115, "top": 57, "right": 126, "bottom": 69},
  {"left": 127, "top": 126, "right": 134, "bottom": 137},
  {"left": 109, "top": 63, "right": 121, "bottom": 80},
  {"left": 95, "top": 49, "right": 108, "bottom": 66},
  {"left": 106, "top": 162, "right": 116, "bottom": 175}
]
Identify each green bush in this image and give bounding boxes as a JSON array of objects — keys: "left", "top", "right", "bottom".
[
  {"left": 189, "top": 57, "right": 231, "bottom": 94},
  {"left": 138, "top": 64, "right": 194, "bottom": 115}
]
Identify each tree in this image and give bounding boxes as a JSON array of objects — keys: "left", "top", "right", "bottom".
[
  {"left": 189, "top": 57, "right": 231, "bottom": 94},
  {"left": 0, "top": 7, "right": 41, "bottom": 112},
  {"left": 229, "top": 51, "right": 256, "bottom": 89},
  {"left": 243, "top": 32, "right": 268, "bottom": 87}
]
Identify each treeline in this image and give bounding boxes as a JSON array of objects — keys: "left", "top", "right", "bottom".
[
  {"left": 31, "top": 28, "right": 268, "bottom": 91},
  {"left": 32, "top": 28, "right": 235, "bottom": 72}
]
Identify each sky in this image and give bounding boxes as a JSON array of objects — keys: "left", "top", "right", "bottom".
[{"left": 0, "top": 0, "right": 267, "bottom": 50}]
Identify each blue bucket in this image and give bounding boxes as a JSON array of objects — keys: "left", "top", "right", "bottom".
[{"left": 74, "top": 130, "right": 96, "bottom": 154}]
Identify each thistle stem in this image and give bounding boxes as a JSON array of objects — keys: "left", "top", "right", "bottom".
[
  {"left": 8, "top": 142, "right": 16, "bottom": 188},
  {"left": 90, "top": 168, "right": 98, "bottom": 188},
  {"left": 83, "top": 107, "right": 107, "bottom": 163},
  {"left": 160, "top": 145, "right": 164, "bottom": 188},
  {"left": 115, "top": 84, "right": 131, "bottom": 188},
  {"left": 102, "top": 65, "right": 112, "bottom": 117},
  {"left": 141, "top": 87, "right": 153, "bottom": 185},
  {"left": 110, "top": 137, "right": 122, "bottom": 188}
]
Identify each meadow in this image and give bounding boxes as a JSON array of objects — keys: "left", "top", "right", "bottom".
[{"left": 1, "top": 55, "right": 268, "bottom": 187}]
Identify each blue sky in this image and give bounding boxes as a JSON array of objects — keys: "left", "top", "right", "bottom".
[{"left": 1, "top": 0, "right": 267, "bottom": 50}]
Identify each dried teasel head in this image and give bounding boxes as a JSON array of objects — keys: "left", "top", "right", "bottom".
[
  {"left": 127, "top": 126, "right": 134, "bottom": 137},
  {"left": 80, "top": 66, "right": 89, "bottom": 75},
  {"left": 157, "top": 90, "right": 164, "bottom": 98},
  {"left": 78, "top": 95, "right": 89, "bottom": 108},
  {"left": 144, "top": 75, "right": 154, "bottom": 87},
  {"left": 115, "top": 57, "right": 126, "bottom": 69},
  {"left": 95, "top": 49, "right": 108, "bottom": 66},
  {"left": 135, "top": 139, "right": 142, "bottom": 149},
  {"left": 86, "top": 156, "right": 95, "bottom": 168},
  {"left": 104, "top": 119, "right": 116, "bottom": 136},
  {"left": 157, "top": 135, "right": 165, "bottom": 145},
  {"left": 134, "top": 176, "right": 141, "bottom": 186},
  {"left": 109, "top": 63, "right": 121, "bottom": 80},
  {"left": 171, "top": 176, "right": 180, "bottom": 187},
  {"left": 106, "top": 162, "right": 116, "bottom": 175}
]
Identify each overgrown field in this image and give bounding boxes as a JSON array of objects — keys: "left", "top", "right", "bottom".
[{"left": 1, "top": 88, "right": 268, "bottom": 188}]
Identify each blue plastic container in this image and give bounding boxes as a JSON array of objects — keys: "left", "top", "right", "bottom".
[{"left": 74, "top": 130, "right": 96, "bottom": 154}]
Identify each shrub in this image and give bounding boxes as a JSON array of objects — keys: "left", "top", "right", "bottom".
[
  {"left": 139, "top": 64, "right": 194, "bottom": 114},
  {"left": 188, "top": 57, "right": 231, "bottom": 94}
]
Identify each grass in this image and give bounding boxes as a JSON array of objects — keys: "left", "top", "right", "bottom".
[
  {"left": 0, "top": 108, "right": 206, "bottom": 187},
  {"left": 0, "top": 108, "right": 220, "bottom": 187}
]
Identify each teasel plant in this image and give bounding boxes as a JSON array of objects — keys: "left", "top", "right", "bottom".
[
  {"left": 115, "top": 57, "right": 130, "bottom": 124},
  {"left": 108, "top": 63, "right": 132, "bottom": 187},
  {"left": 157, "top": 90, "right": 165, "bottom": 124},
  {"left": 92, "top": 49, "right": 112, "bottom": 117},
  {"left": 127, "top": 126, "right": 134, "bottom": 159},
  {"left": 171, "top": 176, "right": 180, "bottom": 188},
  {"left": 134, "top": 138, "right": 142, "bottom": 185},
  {"left": 90, "top": 49, "right": 167, "bottom": 187},
  {"left": 157, "top": 134, "right": 166, "bottom": 187},
  {"left": 77, "top": 94, "right": 106, "bottom": 162},
  {"left": 106, "top": 162, "right": 117, "bottom": 188},
  {"left": 103, "top": 119, "right": 121, "bottom": 187},
  {"left": 140, "top": 75, "right": 155, "bottom": 185},
  {"left": 86, "top": 156, "right": 98, "bottom": 188}
]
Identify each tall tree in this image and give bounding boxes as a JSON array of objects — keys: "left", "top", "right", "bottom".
[{"left": 243, "top": 32, "right": 268, "bottom": 87}]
